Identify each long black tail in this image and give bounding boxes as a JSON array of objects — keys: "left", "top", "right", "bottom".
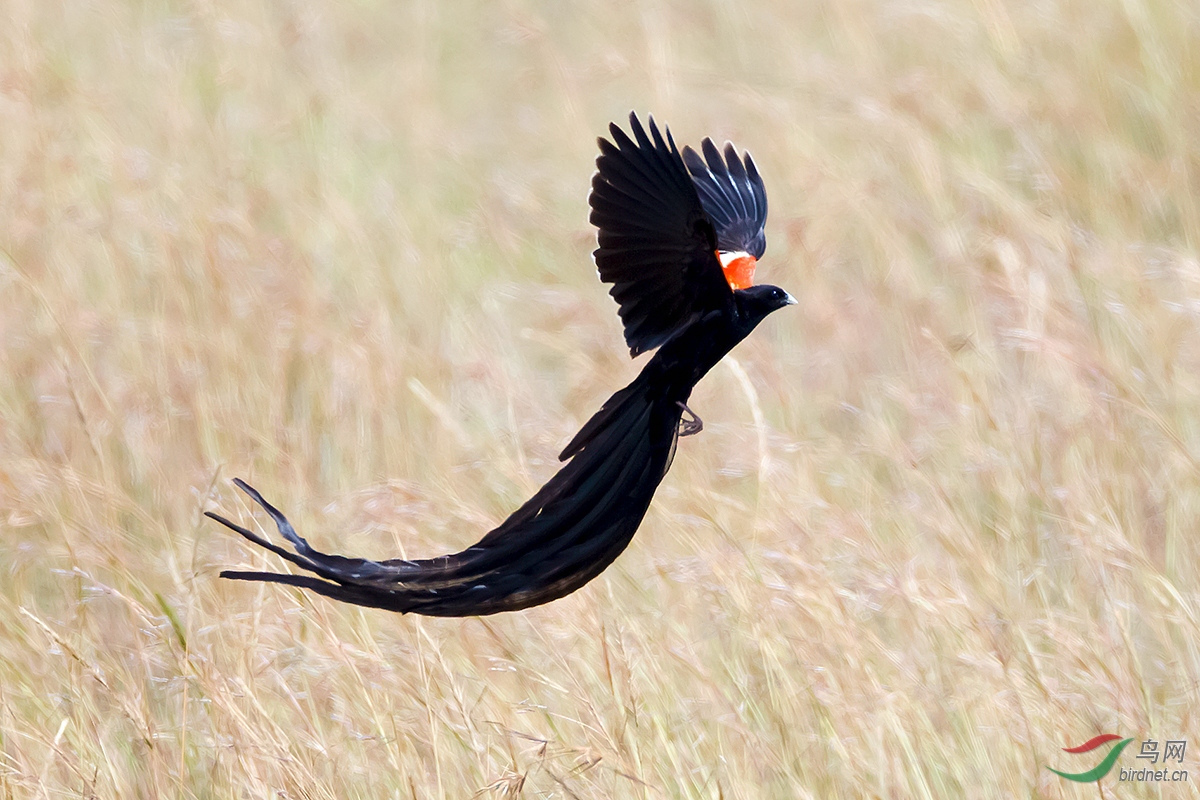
[{"left": 211, "top": 369, "right": 685, "bottom": 616}]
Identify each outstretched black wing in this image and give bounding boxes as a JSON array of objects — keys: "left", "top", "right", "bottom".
[
  {"left": 210, "top": 367, "right": 685, "bottom": 617},
  {"left": 590, "top": 112, "right": 733, "bottom": 357},
  {"left": 682, "top": 139, "right": 767, "bottom": 259}
]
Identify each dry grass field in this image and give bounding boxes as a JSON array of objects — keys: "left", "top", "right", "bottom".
[{"left": 2, "top": 0, "right": 1199, "bottom": 797}]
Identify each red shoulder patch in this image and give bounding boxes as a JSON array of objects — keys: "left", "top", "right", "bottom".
[{"left": 718, "top": 251, "right": 756, "bottom": 290}]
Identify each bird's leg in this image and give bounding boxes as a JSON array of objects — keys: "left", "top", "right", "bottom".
[{"left": 676, "top": 401, "right": 704, "bottom": 436}]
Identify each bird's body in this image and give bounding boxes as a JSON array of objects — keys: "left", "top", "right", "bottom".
[{"left": 208, "top": 113, "right": 793, "bottom": 616}]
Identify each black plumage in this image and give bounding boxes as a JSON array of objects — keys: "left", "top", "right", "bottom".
[
  {"left": 207, "top": 112, "right": 793, "bottom": 616},
  {"left": 682, "top": 138, "right": 768, "bottom": 259}
]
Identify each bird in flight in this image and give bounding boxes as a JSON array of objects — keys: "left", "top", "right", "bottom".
[{"left": 207, "top": 112, "right": 794, "bottom": 616}]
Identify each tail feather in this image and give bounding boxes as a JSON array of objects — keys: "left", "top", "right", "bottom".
[
  {"left": 559, "top": 366, "right": 656, "bottom": 461},
  {"left": 210, "top": 371, "right": 686, "bottom": 617}
]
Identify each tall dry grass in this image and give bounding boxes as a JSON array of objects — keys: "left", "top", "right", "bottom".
[{"left": 2, "top": 0, "right": 1199, "bottom": 796}]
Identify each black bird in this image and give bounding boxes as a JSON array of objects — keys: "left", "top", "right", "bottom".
[{"left": 207, "top": 112, "right": 794, "bottom": 616}]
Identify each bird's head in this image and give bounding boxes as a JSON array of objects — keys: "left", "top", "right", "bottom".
[{"left": 735, "top": 283, "right": 796, "bottom": 327}]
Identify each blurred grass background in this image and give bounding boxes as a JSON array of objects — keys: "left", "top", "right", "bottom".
[{"left": 2, "top": 0, "right": 1199, "bottom": 797}]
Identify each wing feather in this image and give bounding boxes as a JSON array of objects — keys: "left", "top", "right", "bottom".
[
  {"left": 682, "top": 137, "right": 768, "bottom": 259},
  {"left": 590, "top": 112, "right": 733, "bottom": 357}
]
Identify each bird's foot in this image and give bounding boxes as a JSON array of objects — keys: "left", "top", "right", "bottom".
[{"left": 677, "top": 401, "right": 704, "bottom": 436}]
